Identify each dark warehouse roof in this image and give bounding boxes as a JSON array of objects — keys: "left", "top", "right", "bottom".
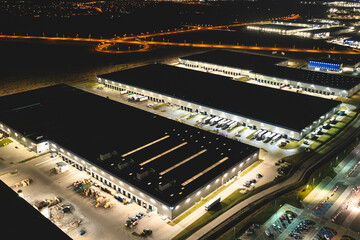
[
  {"left": 0, "top": 84, "right": 258, "bottom": 206},
  {"left": 179, "top": 50, "right": 286, "bottom": 71},
  {"left": 98, "top": 63, "right": 341, "bottom": 132}
]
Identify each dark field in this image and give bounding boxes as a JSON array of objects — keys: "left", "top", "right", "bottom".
[{"left": 0, "top": 39, "right": 199, "bottom": 96}]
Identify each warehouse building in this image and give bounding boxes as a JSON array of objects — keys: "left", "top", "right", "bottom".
[
  {"left": 97, "top": 64, "right": 341, "bottom": 141},
  {"left": 0, "top": 84, "right": 259, "bottom": 220},
  {"left": 253, "top": 65, "right": 360, "bottom": 97},
  {"left": 308, "top": 59, "right": 342, "bottom": 72},
  {"left": 178, "top": 50, "right": 286, "bottom": 78},
  {"left": 178, "top": 50, "right": 360, "bottom": 97},
  {"left": 246, "top": 23, "right": 309, "bottom": 35}
]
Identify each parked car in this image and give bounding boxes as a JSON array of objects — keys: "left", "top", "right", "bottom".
[{"left": 142, "top": 229, "right": 152, "bottom": 235}]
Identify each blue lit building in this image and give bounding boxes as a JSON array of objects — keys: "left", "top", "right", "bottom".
[{"left": 308, "top": 60, "right": 342, "bottom": 72}]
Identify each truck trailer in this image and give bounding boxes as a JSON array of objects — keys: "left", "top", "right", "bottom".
[{"left": 205, "top": 196, "right": 221, "bottom": 211}]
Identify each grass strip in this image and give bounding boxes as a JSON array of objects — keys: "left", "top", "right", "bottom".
[
  {"left": 239, "top": 160, "right": 263, "bottom": 177},
  {"left": 279, "top": 140, "right": 303, "bottom": 149},
  {"left": 246, "top": 131, "right": 255, "bottom": 140},
  {"left": 172, "top": 180, "right": 278, "bottom": 240},
  {"left": 153, "top": 103, "right": 166, "bottom": 110},
  {"left": 0, "top": 138, "right": 13, "bottom": 147},
  {"left": 168, "top": 184, "right": 228, "bottom": 226},
  {"left": 186, "top": 113, "right": 199, "bottom": 120}
]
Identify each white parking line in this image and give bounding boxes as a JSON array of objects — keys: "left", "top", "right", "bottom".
[{"left": 34, "top": 157, "right": 58, "bottom": 166}]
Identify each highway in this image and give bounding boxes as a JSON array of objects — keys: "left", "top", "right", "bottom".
[
  {"left": 1, "top": 33, "right": 359, "bottom": 55},
  {"left": 1, "top": 14, "right": 359, "bottom": 55}
]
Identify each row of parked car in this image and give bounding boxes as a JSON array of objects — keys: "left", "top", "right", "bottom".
[
  {"left": 265, "top": 211, "right": 296, "bottom": 238},
  {"left": 243, "top": 174, "right": 263, "bottom": 188},
  {"left": 125, "top": 212, "right": 145, "bottom": 227},
  {"left": 289, "top": 219, "right": 313, "bottom": 239}
]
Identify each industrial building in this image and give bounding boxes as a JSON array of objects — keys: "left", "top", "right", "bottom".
[
  {"left": 0, "top": 84, "right": 259, "bottom": 220},
  {"left": 97, "top": 63, "right": 341, "bottom": 141},
  {"left": 246, "top": 24, "right": 308, "bottom": 35},
  {"left": 246, "top": 20, "right": 346, "bottom": 39},
  {"left": 343, "top": 36, "right": 360, "bottom": 48},
  {"left": 253, "top": 65, "right": 360, "bottom": 97},
  {"left": 308, "top": 59, "right": 342, "bottom": 72},
  {"left": 178, "top": 50, "right": 360, "bottom": 97}
]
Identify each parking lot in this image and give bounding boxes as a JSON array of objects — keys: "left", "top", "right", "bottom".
[{"left": 238, "top": 142, "right": 360, "bottom": 240}]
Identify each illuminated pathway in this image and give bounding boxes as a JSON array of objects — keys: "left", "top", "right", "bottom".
[{"left": 1, "top": 14, "right": 359, "bottom": 54}]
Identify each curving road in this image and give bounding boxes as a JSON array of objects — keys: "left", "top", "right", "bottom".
[{"left": 2, "top": 14, "right": 359, "bottom": 55}]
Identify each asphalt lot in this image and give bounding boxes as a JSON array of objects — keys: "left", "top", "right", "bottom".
[{"left": 0, "top": 141, "right": 177, "bottom": 240}]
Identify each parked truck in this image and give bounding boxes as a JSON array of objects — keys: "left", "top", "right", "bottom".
[
  {"left": 254, "top": 130, "right": 266, "bottom": 140},
  {"left": 205, "top": 196, "right": 221, "bottom": 211},
  {"left": 216, "top": 119, "right": 229, "bottom": 128},
  {"left": 252, "top": 130, "right": 262, "bottom": 139},
  {"left": 264, "top": 132, "right": 277, "bottom": 143},
  {"left": 261, "top": 131, "right": 272, "bottom": 140},
  {"left": 222, "top": 120, "right": 234, "bottom": 130},
  {"left": 271, "top": 134, "right": 282, "bottom": 144},
  {"left": 138, "top": 96, "right": 148, "bottom": 102},
  {"left": 202, "top": 116, "right": 213, "bottom": 124},
  {"left": 55, "top": 162, "right": 70, "bottom": 174},
  {"left": 227, "top": 122, "right": 239, "bottom": 131},
  {"left": 209, "top": 117, "right": 222, "bottom": 126},
  {"left": 256, "top": 130, "right": 268, "bottom": 140}
]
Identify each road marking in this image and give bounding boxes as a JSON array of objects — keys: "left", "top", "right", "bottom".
[{"left": 34, "top": 157, "right": 58, "bottom": 166}]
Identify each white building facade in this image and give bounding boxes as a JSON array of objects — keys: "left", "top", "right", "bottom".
[{"left": 178, "top": 58, "right": 360, "bottom": 98}]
